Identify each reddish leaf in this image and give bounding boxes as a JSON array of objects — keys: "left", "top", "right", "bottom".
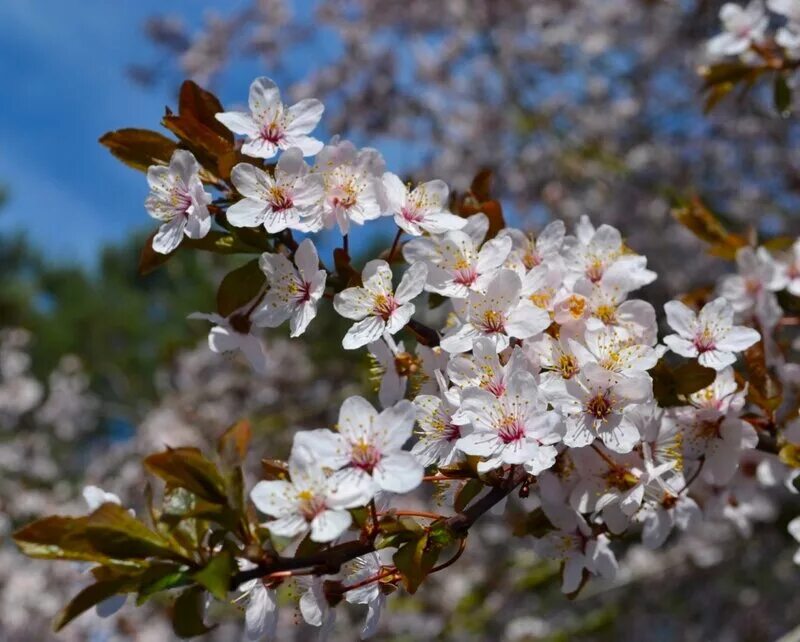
[{"left": 99, "top": 128, "right": 177, "bottom": 172}]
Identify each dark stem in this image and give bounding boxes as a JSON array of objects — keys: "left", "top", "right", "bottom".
[
  {"left": 230, "top": 469, "right": 524, "bottom": 590},
  {"left": 387, "top": 228, "right": 403, "bottom": 263}
]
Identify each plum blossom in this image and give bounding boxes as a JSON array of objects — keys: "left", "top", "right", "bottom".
[
  {"left": 707, "top": 1, "right": 768, "bottom": 58},
  {"left": 237, "top": 560, "right": 278, "bottom": 641},
  {"left": 404, "top": 227, "right": 511, "bottom": 299},
  {"left": 312, "top": 139, "right": 387, "bottom": 234},
  {"left": 718, "top": 247, "right": 786, "bottom": 327},
  {"left": 299, "top": 578, "right": 336, "bottom": 639},
  {"left": 382, "top": 173, "right": 465, "bottom": 236},
  {"left": 145, "top": 149, "right": 212, "bottom": 254},
  {"left": 663, "top": 297, "right": 760, "bottom": 370},
  {"left": 295, "top": 397, "right": 423, "bottom": 503},
  {"left": 440, "top": 269, "right": 551, "bottom": 354},
  {"left": 215, "top": 76, "right": 324, "bottom": 158},
  {"left": 412, "top": 372, "right": 466, "bottom": 467},
  {"left": 770, "top": 0, "right": 800, "bottom": 54},
  {"left": 227, "top": 148, "right": 322, "bottom": 232},
  {"left": 188, "top": 310, "right": 267, "bottom": 374},
  {"left": 455, "top": 371, "right": 564, "bottom": 474},
  {"left": 252, "top": 239, "right": 326, "bottom": 337},
  {"left": 545, "top": 363, "right": 652, "bottom": 453},
  {"left": 532, "top": 506, "right": 618, "bottom": 593},
  {"left": 447, "top": 337, "right": 531, "bottom": 398},
  {"left": 250, "top": 443, "right": 365, "bottom": 542},
  {"left": 498, "top": 220, "right": 566, "bottom": 274},
  {"left": 367, "top": 334, "right": 446, "bottom": 408},
  {"left": 343, "top": 553, "right": 387, "bottom": 639},
  {"left": 334, "top": 260, "right": 427, "bottom": 350}
]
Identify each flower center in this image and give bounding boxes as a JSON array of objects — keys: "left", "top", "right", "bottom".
[
  {"left": 693, "top": 328, "right": 716, "bottom": 353},
  {"left": 400, "top": 205, "right": 425, "bottom": 223},
  {"left": 170, "top": 187, "right": 193, "bottom": 215},
  {"left": 595, "top": 304, "right": 617, "bottom": 325},
  {"left": 372, "top": 293, "right": 399, "bottom": 320},
  {"left": 297, "top": 489, "right": 326, "bottom": 520},
  {"left": 260, "top": 121, "right": 284, "bottom": 144},
  {"left": 497, "top": 415, "right": 526, "bottom": 444},
  {"left": 480, "top": 309, "right": 506, "bottom": 335},
  {"left": 586, "top": 393, "right": 613, "bottom": 420},
  {"left": 394, "top": 351, "right": 421, "bottom": 377},
  {"left": 557, "top": 354, "right": 579, "bottom": 379},
  {"left": 565, "top": 295, "right": 586, "bottom": 319},
  {"left": 289, "top": 278, "right": 313, "bottom": 304},
  {"left": 586, "top": 258, "right": 605, "bottom": 283},
  {"left": 268, "top": 186, "right": 294, "bottom": 212},
  {"left": 453, "top": 264, "right": 478, "bottom": 287},
  {"left": 351, "top": 440, "right": 382, "bottom": 472}
]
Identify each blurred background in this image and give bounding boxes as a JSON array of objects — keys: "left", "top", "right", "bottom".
[{"left": 1, "top": 0, "right": 799, "bottom": 640}]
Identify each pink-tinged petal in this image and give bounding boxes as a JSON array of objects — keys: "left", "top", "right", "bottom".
[
  {"left": 327, "top": 468, "right": 377, "bottom": 507},
  {"left": 373, "top": 453, "right": 424, "bottom": 493},
  {"left": 245, "top": 584, "right": 277, "bottom": 641},
  {"left": 377, "top": 400, "right": 416, "bottom": 449},
  {"left": 215, "top": 111, "right": 259, "bottom": 137},
  {"left": 333, "top": 287, "right": 374, "bottom": 320},
  {"left": 561, "top": 556, "right": 585, "bottom": 593},
  {"left": 343, "top": 316, "right": 386, "bottom": 349},
  {"left": 698, "top": 349, "right": 736, "bottom": 371},
  {"left": 184, "top": 211, "right": 211, "bottom": 239},
  {"left": 362, "top": 260, "right": 394, "bottom": 294},
  {"left": 242, "top": 138, "right": 279, "bottom": 160},
  {"left": 715, "top": 326, "right": 760, "bottom": 352},
  {"left": 664, "top": 300, "right": 697, "bottom": 338},
  {"left": 663, "top": 334, "right": 698, "bottom": 359},
  {"left": 475, "top": 235, "right": 513, "bottom": 273},
  {"left": 506, "top": 300, "right": 551, "bottom": 340},
  {"left": 290, "top": 302, "right": 318, "bottom": 337},
  {"left": 231, "top": 162, "right": 274, "bottom": 200},
  {"left": 250, "top": 480, "right": 296, "bottom": 517},
  {"left": 395, "top": 262, "right": 428, "bottom": 303},
  {"left": 227, "top": 199, "right": 268, "bottom": 228},
  {"left": 287, "top": 98, "right": 324, "bottom": 135},
  {"left": 267, "top": 514, "right": 308, "bottom": 538},
  {"left": 248, "top": 77, "right": 281, "bottom": 114},
  {"left": 420, "top": 211, "right": 466, "bottom": 234},
  {"left": 382, "top": 171, "right": 407, "bottom": 213},
  {"left": 294, "top": 429, "right": 350, "bottom": 470},
  {"left": 338, "top": 396, "right": 379, "bottom": 442},
  {"left": 310, "top": 509, "right": 352, "bottom": 542},
  {"left": 642, "top": 507, "right": 673, "bottom": 549},
  {"left": 294, "top": 238, "right": 320, "bottom": 281},
  {"left": 282, "top": 134, "right": 324, "bottom": 157},
  {"left": 699, "top": 297, "right": 734, "bottom": 328},
  {"left": 169, "top": 149, "right": 201, "bottom": 185},
  {"left": 152, "top": 217, "right": 186, "bottom": 254},
  {"left": 385, "top": 303, "right": 414, "bottom": 335}
]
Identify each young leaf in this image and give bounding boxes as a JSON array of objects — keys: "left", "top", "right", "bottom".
[
  {"left": 216, "top": 260, "right": 266, "bottom": 318},
  {"left": 217, "top": 419, "right": 252, "bottom": 466},
  {"left": 144, "top": 448, "right": 229, "bottom": 505},
  {"left": 99, "top": 128, "right": 177, "bottom": 172},
  {"left": 84, "top": 503, "right": 183, "bottom": 560},
  {"left": 454, "top": 478, "right": 483, "bottom": 513},
  {"left": 172, "top": 586, "right": 214, "bottom": 638},
  {"left": 54, "top": 577, "right": 132, "bottom": 631},
  {"left": 136, "top": 563, "right": 192, "bottom": 605},
  {"left": 193, "top": 551, "right": 233, "bottom": 601},
  {"left": 13, "top": 515, "right": 112, "bottom": 564},
  {"left": 392, "top": 533, "right": 441, "bottom": 594}
]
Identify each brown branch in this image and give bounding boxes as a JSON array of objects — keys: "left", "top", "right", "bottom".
[{"left": 230, "top": 468, "right": 524, "bottom": 590}]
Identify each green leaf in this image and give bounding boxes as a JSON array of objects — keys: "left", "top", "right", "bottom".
[
  {"left": 99, "top": 128, "right": 177, "bottom": 172},
  {"left": 172, "top": 586, "right": 214, "bottom": 638},
  {"left": 145, "top": 448, "right": 229, "bottom": 505},
  {"left": 774, "top": 74, "right": 792, "bottom": 115},
  {"left": 673, "top": 361, "right": 717, "bottom": 395},
  {"left": 14, "top": 515, "right": 109, "bottom": 563},
  {"left": 193, "top": 551, "right": 233, "bottom": 601},
  {"left": 216, "top": 259, "right": 266, "bottom": 318},
  {"left": 54, "top": 577, "right": 132, "bottom": 631},
  {"left": 136, "top": 563, "right": 192, "bottom": 605},
  {"left": 393, "top": 533, "right": 441, "bottom": 594},
  {"left": 84, "top": 504, "right": 183, "bottom": 560},
  {"left": 454, "top": 479, "right": 483, "bottom": 513},
  {"left": 217, "top": 419, "right": 252, "bottom": 466}
]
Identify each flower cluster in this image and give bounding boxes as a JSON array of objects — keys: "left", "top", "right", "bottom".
[{"left": 22, "top": 75, "right": 800, "bottom": 642}]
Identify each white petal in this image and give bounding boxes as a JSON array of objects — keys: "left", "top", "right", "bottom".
[
  {"left": 152, "top": 217, "right": 185, "bottom": 254},
  {"left": 395, "top": 262, "right": 428, "bottom": 303},
  {"left": 245, "top": 584, "right": 278, "bottom": 641},
  {"left": 373, "top": 453, "right": 424, "bottom": 493},
  {"left": 664, "top": 300, "right": 697, "bottom": 338},
  {"left": 343, "top": 316, "right": 386, "bottom": 349},
  {"left": 250, "top": 480, "right": 296, "bottom": 517},
  {"left": 311, "top": 509, "right": 352, "bottom": 542},
  {"left": 215, "top": 111, "right": 259, "bottom": 137}
]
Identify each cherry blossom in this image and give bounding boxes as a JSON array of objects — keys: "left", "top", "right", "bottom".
[
  {"left": 227, "top": 148, "right": 323, "bottom": 232},
  {"left": 333, "top": 260, "right": 427, "bottom": 350},
  {"left": 412, "top": 372, "right": 467, "bottom": 467},
  {"left": 295, "top": 396, "right": 423, "bottom": 502},
  {"left": 188, "top": 310, "right": 267, "bottom": 374},
  {"left": 312, "top": 138, "right": 387, "bottom": 234},
  {"left": 498, "top": 220, "right": 566, "bottom": 275},
  {"left": 250, "top": 443, "right": 365, "bottom": 542},
  {"left": 440, "top": 269, "right": 551, "bottom": 353},
  {"left": 215, "top": 76, "right": 324, "bottom": 158},
  {"left": 343, "top": 553, "right": 387, "bottom": 639},
  {"left": 707, "top": 1, "right": 768, "bottom": 58},
  {"left": 237, "top": 560, "right": 278, "bottom": 641},
  {"left": 252, "top": 238, "right": 326, "bottom": 337},
  {"left": 455, "top": 370, "right": 563, "bottom": 474},
  {"left": 663, "top": 297, "right": 760, "bottom": 370},
  {"left": 382, "top": 173, "right": 465, "bottom": 236},
  {"left": 145, "top": 149, "right": 212, "bottom": 254}
]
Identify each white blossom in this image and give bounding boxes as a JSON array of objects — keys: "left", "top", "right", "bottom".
[
  {"left": 382, "top": 173, "right": 465, "bottom": 236},
  {"left": 216, "top": 76, "right": 324, "bottom": 158},
  {"left": 145, "top": 150, "right": 212, "bottom": 254},
  {"left": 707, "top": 1, "right": 768, "bottom": 58}
]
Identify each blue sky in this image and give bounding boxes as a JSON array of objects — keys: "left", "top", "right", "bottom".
[{"left": 0, "top": 0, "right": 318, "bottom": 264}]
